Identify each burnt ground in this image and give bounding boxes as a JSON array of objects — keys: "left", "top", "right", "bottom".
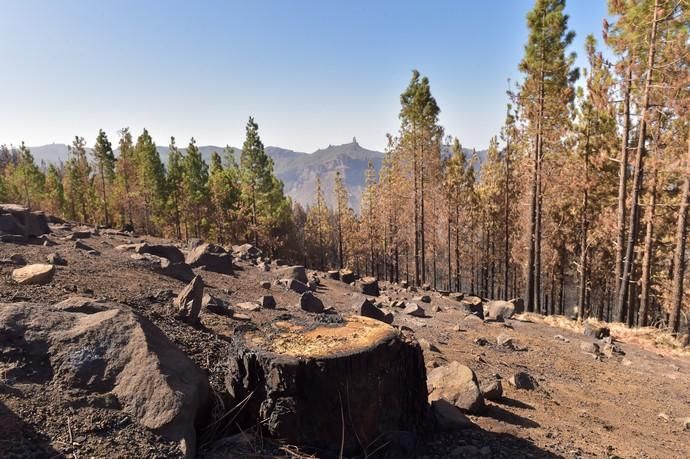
[{"left": 1, "top": 227, "right": 689, "bottom": 458}]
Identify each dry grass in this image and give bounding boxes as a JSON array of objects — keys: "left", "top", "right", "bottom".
[{"left": 515, "top": 312, "right": 690, "bottom": 357}]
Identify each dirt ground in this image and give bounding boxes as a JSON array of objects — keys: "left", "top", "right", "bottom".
[{"left": 1, "top": 227, "right": 689, "bottom": 458}]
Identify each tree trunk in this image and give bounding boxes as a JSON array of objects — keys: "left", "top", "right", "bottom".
[
  {"left": 617, "top": 1, "right": 658, "bottom": 323},
  {"left": 224, "top": 316, "right": 428, "bottom": 456},
  {"left": 669, "top": 131, "right": 690, "bottom": 334},
  {"left": 614, "top": 58, "right": 633, "bottom": 315},
  {"left": 639, "top": 166, "right": 658, "bottom": 327}
]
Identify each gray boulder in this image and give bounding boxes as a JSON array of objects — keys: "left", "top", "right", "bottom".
[
  {"left": 186, "top": 243, "right": 233, "bottom": 274},
  {"left": 427, "top": 361, "right": 484, "bottom": 414}
]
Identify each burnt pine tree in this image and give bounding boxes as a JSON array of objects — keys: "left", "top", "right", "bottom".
[{"left": 518, "top": 0, "right": 577, "bottom": 313}]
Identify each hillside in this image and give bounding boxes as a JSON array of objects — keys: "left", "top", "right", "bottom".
[{"left": 25, "top": 140, "right": 484, "bottom": 212}]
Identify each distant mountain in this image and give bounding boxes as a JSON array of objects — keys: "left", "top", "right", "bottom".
[{"left": 22, "top": 139, "right": 485, "bottom": 213}]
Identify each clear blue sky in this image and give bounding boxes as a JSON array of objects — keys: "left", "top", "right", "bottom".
[{"left": 0, "top": 0, "right": 608, "bottom": 153}]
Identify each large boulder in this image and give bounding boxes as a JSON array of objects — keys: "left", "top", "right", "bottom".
[
  {"left": 135, "top": 243, "right": 185, "bottom": 263},
  {"left": 0, "top": 301, "right": 209, "bottom": 456},
  {"left": 274, "top": 265, "right": 308, "bottom": 284},
  {"left": 484, "top": 300, "right": 515, "bottom": 321},
  {"left": 12, "top": 264, "right": 55, "bottom": 285},
  {"left": 300, "top": 291, "right": 324, "bottom": 313},
  {"left": 174, "top": 275, "right": 204, "bottom": 323},
  {"left": 0, "top": 204, "right": 50, "bottom": 238},
  {"left": 358, "top": 298, "right": 393, "bottom": 324},
  {"left": 340, "top": 269, "right": 355, "bottom": 284},
  {"left": 427, "top": 361, "right": 484, "bottom": 414},
  {"left": 185, "top": 243, "right": 233, "bottom": 274}
]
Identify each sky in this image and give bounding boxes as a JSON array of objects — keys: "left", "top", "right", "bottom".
[{"left": 0, "top": 0, "right": 608, "bottom": 153}]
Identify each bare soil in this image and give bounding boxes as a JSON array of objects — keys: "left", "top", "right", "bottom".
[{"left": 1, "top": 227, "right": 689, "bottom": 458}]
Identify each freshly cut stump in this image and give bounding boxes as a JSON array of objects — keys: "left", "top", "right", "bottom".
[{"left": 225, "top": 315, "right": 427, "bottom": 456}]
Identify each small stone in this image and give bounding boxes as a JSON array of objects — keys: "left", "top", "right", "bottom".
[
  {"left": 554, "top": 334, "right": 570, "bottom": 343},
  {"left": 258, "top": 295, "right": 276, "bottom": 309},
  {"left": 46, "top": 252, "right": 68, "bottom": 266},
  {"left": 509, "top": 371, "right": 537, "bottom": 390},
  {"left": 414, "top": 295, "right": 432, "bottom": 303},
  {"left": 432, "top": 399, "right": 473, "bottom": 431},
  {"left": 480, "top": 380, "right": 503, "bottom": 401},
  {"left": 418, "top": 338, "right": 441, "bottom": 353},
  {"left": 173, "top": 275, "right": 204, "bottom": 323},
  {"left": 583, "top": 323, "right": 610, "bottom": 339},
  {"left": 9, "top": 254, "right": 26, "bottom": 265},
  {"left": 259, "top": 281, "right": 271, "bottom": 289},
  {"left": 236, "top": 302, "right": 261, "bottom": 312},
  {"left": 580, "top": 341, "right": 600, "bottom": 354},
  {"left": 496, "top": 334, "right": 514, "bottom": 348},
  {"left": 431, "top": 305, "right": 441, "bottom": 313},
  {"left": 232, "top": 312, "right": 251, "bottom": 321},
  {"left": 680, "top": 417, "right": 690, "bottom": 430},
  {"left": 657, "top": 412, "right": 670, "bottom": 422},
  {"left": 74, "top": 240, "right": 94, "bottom": 251},
  {"left": 403, "top": 302, "right": 425, "bottom": 317}
]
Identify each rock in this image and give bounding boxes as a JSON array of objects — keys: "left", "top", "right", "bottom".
[
  {"left": 232, "top": 243, "right": 262, "bottom": 260},
  {"left": 399, "top": 280, "right": 409, "bottom": 289},
  {"left": 414, "top": 295, "right": 432, "bottom": 303},
  {"left": 300, "top": 291, "right": 324, "bottom": 313},
  {"left": 583, "top": 323, "right": 610, "bottom": 339},
  {"left": 116, "top": 243, "right": 139, "bottom": 251},
  {"left": 8, "top": 253, "right": 27, "bottom": 265},
  {"left": 340, "top": 269, "right": 355, "bottom": 284},
  {"left": 202, "top": 294, "right": 228, "bottom": 314},
  {"left": 403, "top": 302, "right": 426, "bottom": 317},
  {"left": 427, "top": 361, "right": 484, "bottom": 414},
  {"left": 258, "top": 295, "right": 276, "bottom": 309},
  {"left": 432, "top": 399, "right": 473, "bottom": 431},
  {"left": 135, "top": 243, "right": 185, "bottom": 263},
  {"left": 480, "top": 380, "right": 503, "bottom": 401},
  {"left": 236, "top": 302, "right": 261, "bottom": 312},
  {"left": 327, "top": 270, "right": 340, "bottom": 280},
  {"left": 283, "top": 278, "right": 309, "bottom": 294},
  {"left": 232, "top": 312, "right": 251, "bottom": 321},
  {"left": 11, "top": 264, "right": 55, "bottom": 285},
  {"left": 186, "top": 243, "right": 233, "bottom": 274},
  {"left": 421, "top": 283, "right": 431, "bottom": 291},
  {"left": 508, "top": 371, "right": 537, "bottom": 390},
  {"left": 474, "top": 337, "right": 490, "bottom": 346},
  {"left": 496, "top": 334, "right": 514, "bottom": 348},
  {"left": 359, "top": 277, "right": 380, "bottom": 296},
  {"left": 159, "top": 258, "right": 195, "bottom": 282},
  {"left": 554, "top": 334, "right": 570, "bottom": 343},
  {"left": 0, "top": 301, "right": 209, "bottom": 455},
  {"left": 53, "top": 296, "right": 111, "bottom": 314},
  {"left": 259, "top": 280, "right": 271, "bottom": 289},
  {"left": 449, "top": 292, "right": 464, "bottom": 301},
  {"left": 580, "top": 341, "right": 600, "bottom": 354},
  {"left": 0, "top": 204, "right": 50, "bottom": 237},
  {"left": 359, "top": 298, "right": 393, "bottom": 324},
  {"left": 459, "top": 298, "right": 484, "bottom": 319},
  {"left": 46, "top": 252, "right": 67, "bottom": 266},
  {"left": 257, "top": 262, "right": 270, "bottom": 271},
  {"left": 603, "top": 342, "right": 625, "bottom": 358},
  {"left": 275, "top": 265, "right": 308, "bottom": 284},
  {"left": 418, "top": 338, "right": 441, "bottom": 353},
  {"left": 484, "top": 300, "right": 515, "bottom": 321},
  {"left": 74, "top": 240, "right": 95, "bottom": 251},
  {"left": 224, "top": 316, "right": 427, "bottom": 456},
  {"left": 432, "top": 305, "right": 441, "bottom": 313},
  {"left": 173, "top": 275, "right": 204, "bottom": 323},
  {"left": 509, "top": 297, "right": 525, "bottom": 313}
]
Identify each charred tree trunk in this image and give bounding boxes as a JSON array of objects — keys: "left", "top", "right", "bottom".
[
  {"left": 617, "top": 1, "right": 659, "bottom": 323},
  {"left": 669, "top": 132, "right": 690, "bottom": 335},
  {"left": 225, "top": 316, "right": 428, "bottom": 456},
  {"left": 639, "top": 166, "right": 658, "bottom": 327},
  {"left": 615, "top": 57, "right": 633, "bottom": 316}
]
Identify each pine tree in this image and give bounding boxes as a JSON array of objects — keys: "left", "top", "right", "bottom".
[
  {"left": 305, "top": 176, "right": 331, "bottom": 269},
  {"left": 518, "top": 0, "right": 578, "bottom": 313},
  {"left": 334, "top": 171, "right": 350, "bottom": 269},
  {"left": 64, "top": 136, "right": 92, "bottom": 222},
  {"left": 92, "top": 129, "right": 116, "bottom": 227},
  {"left": 134, "top": 129, "right": 165, "bottom": 234},
  {"left": 398, "top": 70, "right": 443, "bottom": 286},
  {"left": 115, "top": 128, "right": 136, "bottom": 228},
  {"left": 43, "top": 163, "right": 65, "bottom": 215},
  {"left": 181, "top": 137, "right": 209, "bottom": 238},
  {"left": 10, "top": 142, "right": 44, "bottom": 210},
  {"left": 166, "top": 136, "right": 184, "bottom": 239},
  {"left": 207, "top": 151, "right": 240, "bottom": 242}
]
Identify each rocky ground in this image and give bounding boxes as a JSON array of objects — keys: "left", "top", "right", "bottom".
[{"left": 1, "top": 221, "right": 689, "bottom": 459}]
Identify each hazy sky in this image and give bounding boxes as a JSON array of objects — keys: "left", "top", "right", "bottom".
[{"left": 0, "top": 0, "right": 608, "bottom": 153}]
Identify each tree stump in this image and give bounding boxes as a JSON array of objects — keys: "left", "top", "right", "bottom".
[{"left": 225, "top": 315, "right": 428, "bottom": 456}]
